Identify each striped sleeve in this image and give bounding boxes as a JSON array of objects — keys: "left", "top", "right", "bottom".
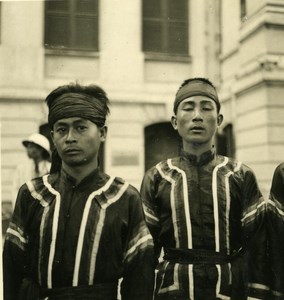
[
  {"left": 140, "top": 166, "right": 163, "bottom": 260},
  {"left": 120, "top": 185, "right": 155, "bottom": 300},
  {"left": 240, "top": 166, "right": 270, "bottom": 299},
  {"left": 267, "top": 163, "right": 284, "bottom": 299},
  {"left": 3, "top": 184, "right": 31, "bottom": 300}
]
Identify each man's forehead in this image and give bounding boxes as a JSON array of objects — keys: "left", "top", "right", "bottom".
[
  {"left": 54, "top": 117, "right": 89, "bottom": 125},
  {"left": 179, "top": 96, "right": 216, "bottom": 105}
]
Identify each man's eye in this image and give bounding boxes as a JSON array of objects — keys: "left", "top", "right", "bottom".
[
  {"left": 203, "top": 106, "right": 213, "bottom": 111},
  {"left": 183, "top": 106, "right": 194, "bottom": 111},
  {"left": 56, "top": 128, "right": 66, "bottom": 133},
  {"left": 77, "top": 126, "right": 87, "bottom": 131}
]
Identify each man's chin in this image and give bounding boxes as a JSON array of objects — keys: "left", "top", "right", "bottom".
[{"left": 63, "top": 158, "right": 88, "bottom": 167}]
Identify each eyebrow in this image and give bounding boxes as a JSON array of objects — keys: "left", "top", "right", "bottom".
[
  {"left": 54, "top": 118, "right": 88, "bottom": 126},
  {"left": 181, "top": 100, "right": 215, "bottom": 105}
]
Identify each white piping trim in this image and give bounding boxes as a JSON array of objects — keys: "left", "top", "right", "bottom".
[
  {"left": 72, "top": 176, "right": 115, "bottom": 286},
  {"left": 156, "top": 163, "right": 180, "bottom": 248},
  {"left": 224, "top": 171, "right": 233, "bottom": 254},
  {"left": 43, "top": 175, "right": 61, "bottom": 289},
  {"left": 168, "top": 159, "right": 192, "bottom": 249},
  {"left": 87, "top": 180, "right": 129, "bottom": 285},
  {"left": 125, "top": 234, "right": 152, "bottom": 259},
  {"left": 6, "top": 228, "right": 27, "bottom": 244},
  {"left": 212, "top": 157, "right": 229, "bottom": 252}
]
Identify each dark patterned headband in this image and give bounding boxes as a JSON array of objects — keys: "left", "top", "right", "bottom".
[
  {"left": 174, "top": 80, "right": 220, "bottom": 113},
  {"left": 48, "top": 92, "right": 106, "bottom": 128}
]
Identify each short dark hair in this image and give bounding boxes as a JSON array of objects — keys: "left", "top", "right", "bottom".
[
  {"left": 176, "top": 77, "right": 216, "bottom": 95},
  {"left": 45, "top": 82, "right": 110, "bottom": 117}
]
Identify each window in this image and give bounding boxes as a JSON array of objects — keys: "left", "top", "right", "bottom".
[
  {"left": 144, "top": 122, "right": 181, "bottom": 171},
  {"left": 217, "top": 124, "right": 235, "bottom": 158},
  {"left": 142, "top": 0, "right": 188, "bottom": 56},
  {"left": 44, "top": 0, "right": 99, "bottom": 51}
]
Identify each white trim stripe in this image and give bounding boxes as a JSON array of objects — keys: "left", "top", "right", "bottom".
[
  {"left": 271, "top": 289, "right": 284, "bottom": 297},
  {"left": 125, "top": 234, "right": 152, "bottom": 259},
  {"left": 248, "top": 283, "right": 270, "bottom": 290},
  {"left": 217, "top": 294, "right": 230, "bottom": 300},
  {"left": 101, "top": 181, "right": 129, "bottom": 209},
  {"left": 267, "top": 199, "right": 284, "bottom": 217},
  {"left": 156, "top": 163, "right": 180, "bottom": 247},
  {"left": 225, "top": 171, "right": 233, "bottom": 254},
  {"left": 168, "top": 159, "right": 192, "bottom": 249},
  {"left": 241, "top": 201, "right": 266, "bottom": 224},
  {"left": 6, "top": 228, "right": 27, "bottom": 244},
  {"left": 216, "top": 265, "right": 221, "bottom": 297},
  {"left": 234, "top": 161, "right": 242, "bottom": 172},
  {"left": 89, "top": 210, "right": 106, "bottom": 285},
  {"left": 188, "top": 264, "right": 194, "bottom": 300},
  {"left": 88, "top": 180, "right": 129, "bottom": 285},
  {"left": 26, "top": 179, "right": 49, "bottom": 207},
  {"left": 228, "top": 263, "right": 232, "bottom": 285},
  {"left": 144, "top": 209, "right": 159, "bottom": 223},
  {"left": 38, "top": 206, "right": 50, "bottom": 285},
  {"left": 72, "top": 176, "right": 115, "bottom": 286},
  {"left": 212, "top": 157, "right": 229, "bottom": 252},
  {"left": 159, "top": 263, "right": 179, "bottom": 294},
  {"left": 43, "top": 175, "right": 61, "bottom": 289}
]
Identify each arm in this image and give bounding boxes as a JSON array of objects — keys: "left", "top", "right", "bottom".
[
  {"left": 240, "top": 166, "right": 269, "bottom": 299},
  {"left": 140, "top": 168, "right": 162, "bottom": 260},
  {"left": 120, "top": 187, "right": 155, "bottom": 300},
  {"left": 3, "top": 186, "right": 30, "bottom": 300},
  {"left": 267, "top": 163, "right": 284, "bottom": 298}
]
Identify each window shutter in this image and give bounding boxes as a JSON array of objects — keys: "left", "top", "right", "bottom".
[
  {"left": 44, "top": 0, "right": 98, "bottom": 51},
  {"left": 143, "top": 0, "right": 188, "bottom": 56}
]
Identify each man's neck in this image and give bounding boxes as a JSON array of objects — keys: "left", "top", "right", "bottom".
[
  {"left": 183, "top": 143, "right": 213, "bottom": 162},
  {"left": 62, "top": 163, "right": 98, "bottom": 185}
]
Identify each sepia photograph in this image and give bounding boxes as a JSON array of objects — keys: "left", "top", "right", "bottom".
[{"left": 1, "top": 0, "right": 284, "bottom": 299}]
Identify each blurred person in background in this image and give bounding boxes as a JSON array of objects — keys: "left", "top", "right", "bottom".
[
  {"left": 12, "top": 133, "right": 51, "bottom": 207},
  {"left": 140, "top": 77, "right": 269, "bottom": 300},
  {"left": 3, "top": 83, "right": 155, "bottom": 300}
]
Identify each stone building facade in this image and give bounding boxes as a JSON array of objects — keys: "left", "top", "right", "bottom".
[{"left": 0, "top": 0, "right": 284, "bottom": 218}]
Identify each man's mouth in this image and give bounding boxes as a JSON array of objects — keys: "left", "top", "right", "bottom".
[
  {"left": 64, "top": 148, "right": 81, "bottom": 154},
  {"left": 190, "top": 126, "right": 205, "bottom": 133}
]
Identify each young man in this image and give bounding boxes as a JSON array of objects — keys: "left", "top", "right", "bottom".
[
  {"left": 267, "top": 163, "right": 284, "bottom": 299},
  {"left": 140, "top": 78, "right": 269, "bottom": 300},
  {"left": 3, "top": 83, "right": 155, "bottom": 300}
]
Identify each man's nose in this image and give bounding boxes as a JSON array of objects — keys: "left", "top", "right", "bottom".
[
  {"left": 192, "top": 108, "right": 203, "bottom": 120},
  {"left": 66, "top": 128, "right": 77, "bottom": 142}
]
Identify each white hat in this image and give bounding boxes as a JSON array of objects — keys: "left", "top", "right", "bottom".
[{"left": 22, "top": 133, "right": 51, "bottom": 157}]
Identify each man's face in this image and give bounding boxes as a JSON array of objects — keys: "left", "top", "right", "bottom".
[
  {"left": 51, "top": 117, "right": 107, "bottom": 169},
  {"left": 171, "top": 95, "right": 223, "bottom": 148}
]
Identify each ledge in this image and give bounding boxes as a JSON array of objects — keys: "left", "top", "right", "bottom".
[
  {"left": 45, "top": 47, "right": 100, "bottom": 58},
  {"left": 144, "top": 52, "right": 191, "bottom": 63}
]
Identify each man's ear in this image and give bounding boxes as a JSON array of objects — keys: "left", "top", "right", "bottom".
[
  {"left": 50, "top": 131, "right": 55, "bottom": 145},
  {"left": 171, "top": 116, "right": 178, "bottom": 130},
  {"left": 217, "top": 114, "right": 223, "bottom": 126},
  {"left": 100, "top": 126, "right": 108, "bottom": 142}
]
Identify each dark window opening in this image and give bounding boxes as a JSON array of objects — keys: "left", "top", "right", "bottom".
[
  {"left": 144, "top": 122, "right": 181, "bottom": 171},
  {"left": 142, "top": 0, "right": 188, "bottom": 56},
  {"left": 44, "top": 0, "right": 99, "bottom": 51},
  {"left": 217, "top": 124, "right": 235, "bottom": 158}
]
